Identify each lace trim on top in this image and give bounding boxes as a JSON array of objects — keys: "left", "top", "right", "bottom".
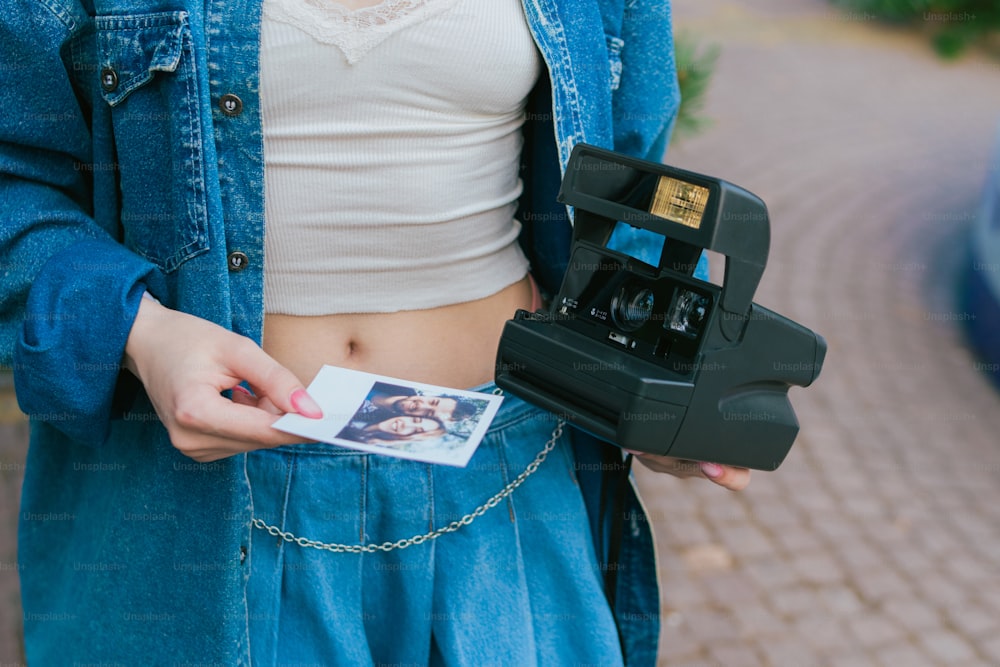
[{"left": 263, "top": 0, "right": 464, "bottom": 64}]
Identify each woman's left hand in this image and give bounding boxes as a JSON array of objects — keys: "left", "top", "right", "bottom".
[{"left": 628, "top": 451, "right": 751, "bottom": 491}]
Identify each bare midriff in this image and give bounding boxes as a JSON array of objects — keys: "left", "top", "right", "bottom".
[{"left": 262, "top": 276, "right": 534, "bottom": 389}]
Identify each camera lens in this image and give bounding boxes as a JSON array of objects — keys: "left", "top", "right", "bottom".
[{"left": 611, "top": 286, "right": 655, "bottom": 332}]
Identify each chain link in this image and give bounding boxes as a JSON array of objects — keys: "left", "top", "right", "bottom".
[{"left": 251, "top": 419, "right": 565, "bottom": 554}]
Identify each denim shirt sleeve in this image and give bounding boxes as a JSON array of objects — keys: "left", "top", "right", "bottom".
[{"left": 0, "top": 1, "right": 165, "bottom": 446}]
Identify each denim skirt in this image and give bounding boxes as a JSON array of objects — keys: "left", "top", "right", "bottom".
[{"left": 245, "top": 384, "right": 623, "bottom": 666}]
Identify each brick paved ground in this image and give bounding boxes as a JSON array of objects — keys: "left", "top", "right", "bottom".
[
  {"left": 0, "top": 380, "right": 26, "bottom": 662},
  {"left": 2, "top": 1, "right": 1000, "bottom": 664},
  {"left": 634, "top": 1, "right": 1000, "bottom": 665}
]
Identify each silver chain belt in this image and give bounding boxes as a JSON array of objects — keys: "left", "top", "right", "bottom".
[{"left": 251, "top": 419, "right": 565, "bottom": 554}]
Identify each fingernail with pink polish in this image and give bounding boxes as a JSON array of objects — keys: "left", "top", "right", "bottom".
[
  {"left": 290, "top": 389, "right": 323, "bottom": 419},
  {"left": 232, "top": 385, "right": 253, "bottom": 397},
  {"left": 699, "top": 462, "right": 723, "bottom": 479}
]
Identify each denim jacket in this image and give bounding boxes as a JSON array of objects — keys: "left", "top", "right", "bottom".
[{"left": 1, "top": 0, "right": 680, "bottom": 663}]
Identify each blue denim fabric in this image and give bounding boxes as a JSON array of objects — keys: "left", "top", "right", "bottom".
[
  {"left": 247, "top": 387, "right": 623, "bottom": 666},
  {"left": 1, "top": 0, "right": 680, "bottom": 664}
]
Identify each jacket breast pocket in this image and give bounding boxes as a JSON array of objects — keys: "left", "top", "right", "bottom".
[{"left": 96, "top": 11, "right": 209, "bottom": 273}]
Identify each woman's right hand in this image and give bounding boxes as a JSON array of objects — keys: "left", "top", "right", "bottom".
[{"left": 123, "top": 297, "right": 323, "bottom": 462}]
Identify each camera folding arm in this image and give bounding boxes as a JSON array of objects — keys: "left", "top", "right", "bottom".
[{"left": 560, "top": 144, "right": 769, "bottom": 342}]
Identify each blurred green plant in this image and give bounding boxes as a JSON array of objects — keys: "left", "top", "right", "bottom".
[
  {"left": 830, "top": 0, "right": 1000, "bottom": 58},
  {"left": 673, "top": 32, "right": 721, "bottom": 140}
]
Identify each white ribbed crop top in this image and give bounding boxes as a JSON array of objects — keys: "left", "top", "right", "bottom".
[{"left": 260, "top": 0, "right": 543, "bottom": 314}]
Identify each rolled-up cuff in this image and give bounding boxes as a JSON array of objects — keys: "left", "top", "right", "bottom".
[{"left": 14, "top": 239, "right": 166, "bottom": 447}]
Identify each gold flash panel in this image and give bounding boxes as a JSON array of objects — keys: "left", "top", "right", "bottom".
[{"left": 649, "top": 176, "right": 709, "bottom": 229}]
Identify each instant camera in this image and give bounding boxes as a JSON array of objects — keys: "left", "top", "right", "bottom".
[{"left": 495, "top": 144, "right": 826, "bottom": 470}]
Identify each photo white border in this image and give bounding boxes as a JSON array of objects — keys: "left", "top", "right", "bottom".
[{"left": 272, "top": 366, "right": 504, "bottom": 467}]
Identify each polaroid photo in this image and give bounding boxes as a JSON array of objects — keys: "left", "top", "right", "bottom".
[{"left": 271, "top": 366, "right": 504, "bottom": 467}]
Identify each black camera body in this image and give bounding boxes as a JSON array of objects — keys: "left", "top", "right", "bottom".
[{"left": 495, "top": 144, "right": 826, "bottom": 471}]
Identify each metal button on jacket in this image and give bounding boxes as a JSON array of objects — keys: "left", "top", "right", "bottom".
[
  {"left": 100, "top": 67, "right": 118, "bottom": 92},
  {"left": 227, "top": 251, "right": 249, "bottom": 272},
  {"left": 219, "top": 93, "right": 243, "bottom": 117}
]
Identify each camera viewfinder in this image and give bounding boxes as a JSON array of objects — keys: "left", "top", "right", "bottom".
[{"left": 666, "top": 288, "right": 709, "bottom": 338}]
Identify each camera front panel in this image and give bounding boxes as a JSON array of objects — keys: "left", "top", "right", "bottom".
[{"left": 553, "top": 244, "right": 718, "bottom": 377}]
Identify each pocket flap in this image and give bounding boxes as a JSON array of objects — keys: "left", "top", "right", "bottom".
[{"left": 96, "top": 11, "right": 189, "bottom": 106}]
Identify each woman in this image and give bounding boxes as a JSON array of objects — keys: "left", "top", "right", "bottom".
[
  {"left": 338, "top": 414, "right": 447, "bottom": 446},
  {"left": 1, "top": 0, "right": 749, "bottom": 664}
]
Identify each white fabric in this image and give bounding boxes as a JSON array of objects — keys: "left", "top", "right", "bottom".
[
  {"left": 260, "top": 0, "right": 542, "bottom": 314},
  {"left": 263, "top": 0, "right": 462, "bottom": 65}
]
